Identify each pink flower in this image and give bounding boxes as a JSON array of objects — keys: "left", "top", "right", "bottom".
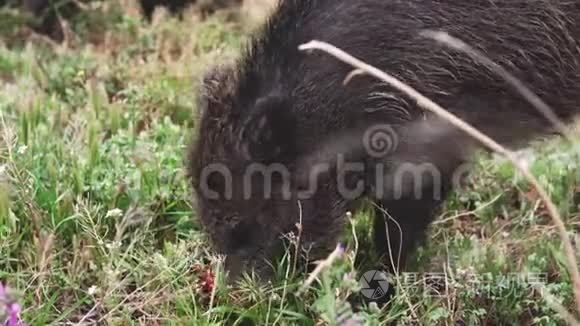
[
  {"left": 7, "top": 303, "right": 24, "bottom": 326},
  {"left": 0, "top": 282, "right": 26, "bottom": 326}
]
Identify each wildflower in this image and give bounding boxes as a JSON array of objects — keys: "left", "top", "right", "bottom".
[
  {"left": 0, "top": 282, "right": 27, "bottom": 326},
  {"left": 6, "top": 303, "right": 23, "bottom": 326},
  {"left": 87, "top": 285, "right": 99, "bottom": 296},
  {"left": 336, "top": 302, "right": 362, "bottom": 326},
  {"left": 105, "top": 241, "right": 121, "bottom": 250},
  {"left": 105, "top": 208, "right": 123, "bottom": 219},
  {"left": 197, "top": 267, "right": 215, "bottom": 295},
  {"left": 336, "top": 242, "right": 346, "bottom": 256},
  {"left": 339, "top": 318, "right": 362, "bottom": 326}
]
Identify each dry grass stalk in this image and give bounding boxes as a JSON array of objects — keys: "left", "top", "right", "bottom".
[{"left": 297, "top": 243, "right": 344, "bottom": 295}]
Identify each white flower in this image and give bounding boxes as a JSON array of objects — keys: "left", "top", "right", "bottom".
[
  {"left": 105, "top": 241, "right": 121, "bottom": 250},
  {"left": 105, "top": 208, "right": 123, "bottom": 219},
  {"left": 17, "top": 145, "right": 27, "bottom": 155},
  {"left": 88, "top": 285, "right": 99, "bottom": 295},
  {"left": 271, "top": 293, "right": 281, "bottom": 301}
]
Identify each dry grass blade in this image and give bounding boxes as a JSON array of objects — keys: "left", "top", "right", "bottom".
[
  {"left": 291, "top": 200, "right": 304, "bottom": 277},
  {"left": 296, "top": 243, "right": 344, "bottom": 295},
  {"left": 298, "top": 40, "right": 580, "bottom": 316}
]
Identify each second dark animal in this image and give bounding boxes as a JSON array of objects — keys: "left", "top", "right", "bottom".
[{"left": 6, "top": 0, "right": 241, "bottom": 41}]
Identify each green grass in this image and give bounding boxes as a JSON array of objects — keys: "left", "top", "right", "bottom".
[{"left": 0, "top": 3, "right": 578, "bottom": 325}]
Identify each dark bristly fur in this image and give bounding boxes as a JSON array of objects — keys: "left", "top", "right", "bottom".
[{"left": 188, "top": 0, "right": 580, "bottom": 286}]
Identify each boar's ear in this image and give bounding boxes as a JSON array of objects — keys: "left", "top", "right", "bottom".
[
  {"left": 238, "top": 95, "right": 296, "bottom": 162},
  {"left": 198, "top": 64, "right": 237, "bottom": 117}
]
